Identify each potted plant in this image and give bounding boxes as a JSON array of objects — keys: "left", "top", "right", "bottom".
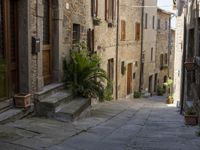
[
  {"left": 134, "top": 91, "right": 141, "bottom": 98},
  {"left": 157, "top": 86, "right": 165, "bottom": 96},
  {"left": 163, "top": 77, "right": 174, "bottom": 104},
  {"left": 166, "top": 96, "right": 174, "bottom": 104},
  {"left": 93, "top": 17, "right": 101, "bottom": 26},
  {"left": 184, "top": 107, "right": 198, "bottom": 126},
  {"left": 184, "top": 57, "right": 196, "bottom": 71},
  {"left": 14, "top": 93, "right": 31, "bottom": 108}
]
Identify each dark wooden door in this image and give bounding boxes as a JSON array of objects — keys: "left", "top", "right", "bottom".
[
  {"left": 43, "top": 0, "right": 52, "bottom": 85},
  {"left": 0, "top": 0, "right": 18, "bottom": 101},
  {"left": 127, "top": 63, "right": 133, "bottom": 95},
  {"left": 149, "top": 75, "right": 153, "bottom": 94}
]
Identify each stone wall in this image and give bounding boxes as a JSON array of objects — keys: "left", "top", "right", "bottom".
[
  {"left": 142, "top": 0, "right": 157, "bottom": 93},
  {"left": 156, "top": 9, "right": 171, "bottom": 87}
]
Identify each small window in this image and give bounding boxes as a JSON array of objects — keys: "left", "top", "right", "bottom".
[
  {"left": 152, "top": 16, "right": 155, "bottom": 29},
  {"left": 157, "top": 19, "right": 160, "bottom": 29},
  {"left": 165, "top": 21, "right": 168, "bottom": 30},
  {"left": 145, "top": 13, "right": 148, "bottom": 29},
  {"left": 160, "top": 54, "right": 163, "bottom": 67},
  {"left": 91, "top": 0, "right": 98, "bottom": 17},
  {"left": 135, "top": 22, "right": 140, "bottom": 41},
  {"left": 105, "top": 0, "right": 116, "bottom": 21},
  {"left": 151, "top": 48, "right": 154, "bottom": 61},
  {"left": 133, "top": 73, "right": 136, "bottom": 79},
  {"left": 108, "top": 58, "right": 114, "bottom": 81},
  {"left": 121, "top": 20, "right": 126, "bottom": 41},
  {"left": 73, "top": 24, "right": 80, "bottom": 44},
  {"left": 165, "top": 53, "right": 168, "bottom": 64}
]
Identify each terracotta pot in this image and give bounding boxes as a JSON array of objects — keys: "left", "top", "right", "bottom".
[
  {"left": 14, "top": 93, "right": 31, "bottom": 108},
  {"left": 166, "top": 98, "right": 174, "bottom": 104},
  {"left": 185, "top": 115, "right": 198, "bottom": 126}
]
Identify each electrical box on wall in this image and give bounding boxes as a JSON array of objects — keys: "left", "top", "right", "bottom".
[{"left": 32, "top": 37, "right": 40, "bottom": 54}]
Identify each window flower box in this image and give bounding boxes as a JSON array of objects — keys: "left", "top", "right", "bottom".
[
  {"left": 14, "top": 93, "right": 31, "bottom": 108},
  {"left": 93, "top": 17, "right": 101, "bottom": 26},
  {"left": 184, "top": 58, "right": 196, "bottom": 71}
]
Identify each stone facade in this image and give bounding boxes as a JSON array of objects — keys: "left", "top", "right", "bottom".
[
  {"left": 156, "top": 9, "right": 172, "bottom": 87},
  {"left": 141, "top": 0, "right": 157, "bottom": 94}
]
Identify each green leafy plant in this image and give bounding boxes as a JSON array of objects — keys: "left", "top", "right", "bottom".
[
  {"left": 93, "top": 17, "right": 102, "bottom": 25},
  {"left": 134, "top": 91, "right": 141, "bottom": 98},
  {"left": 103, "top": 80, "right": 113, "bottom": 101},
  {"left": 186, "top": 107, "right": 197, "bottom": 116},
  {"left": 63, "top": 43, "right": 108, "bottom": 101},
  {"left": 157, "top": 86, "right": 165, "bottom": 96}
]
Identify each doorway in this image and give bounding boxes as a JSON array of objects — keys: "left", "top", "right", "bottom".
[
  {"left": 0, "top": 0, "right": 19, "bottom": 101},
  {"left": 42, "top": 0, "right": 52, "bottom": 85},
  {"left": 127, "top": 63, "right": 133, "bottom": 95},
  {"left": 149, "top": 75, "right": 153, "bottom": 94}
]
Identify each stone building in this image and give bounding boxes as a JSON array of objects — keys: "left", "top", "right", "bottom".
[
  {"left": 141, "top": 0, "right": 157, "bottom": 94},
  {"left": 117, "top": 0, "right": 142, "bottom": 98},
  {"left": 170, "top": 29, "right": 175, "bottom": 81},
  {"left": 156, "top": 8, "right": 173, "bottom": 88},
  {"left": 0, "top": 0, "right": 91, "bottom": 121},
  {"left": 177, "top": 0, "right": 200, "bottom": 123}
]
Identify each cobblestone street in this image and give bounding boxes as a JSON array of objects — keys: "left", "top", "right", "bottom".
[{"left": 0, "top": 96, "right": 199, "bottom": 150}]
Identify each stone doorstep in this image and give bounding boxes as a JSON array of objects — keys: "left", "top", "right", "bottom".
[
  {"left": 0, "top": 106, "right": 33, "bottom": 124},
  {"left": 34, "top": 83, "right": 65, "bottom": 101},
  {"left": 0, "top": 99, "right": 13, "bottom": 114},
  {"left": 54, "top": 98, "right": 91, "bottom": 122}
]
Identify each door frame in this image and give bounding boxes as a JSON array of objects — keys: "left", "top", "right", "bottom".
[{"left": 127, "top": 63, "right": 133, "bottom": 95}]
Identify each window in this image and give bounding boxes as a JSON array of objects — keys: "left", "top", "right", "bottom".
[
  {"left": 87, "top": 28, "right": 94, "bottom": 52},
  {"left": 151, "top": 48, "right": 154, "bottom": 61},
  {"left": 121, "top": 20, "right": 126, "bottom": 41},
  {"left": 165, "top": 21, "right": 168, "bottom": 30},
  {"left": 73, "top": 24, "right": 80, "bottom": 44},
  {"left": 145, "top": 13, "right": 148, "bottom": 29},
  {"left": 91, "top": 0, "right": 98, "bottom": 17},
  {"left": 165, "top": 53, "right": 168, "bottom": 64},
  {"left": 152, "top": 16, "right": 155, "bottom": 29},
  {"left": 108, "top": 58, "right": 114, "bottom": 81},
  {"left": 135, "top": 22, "right": 140, "bottom": 41},
  {"left": 105, "top": 0, "right": 116, "bottom": 22},
  {"left": 160, "top": 54, "right": 163, "bottom": 67},
  {"left": 157, "top": 19, "right": 160, "bottom": 29}
]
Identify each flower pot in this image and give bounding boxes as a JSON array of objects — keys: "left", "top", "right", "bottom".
[
  {"left": 93, "top": 19, "right": 101, "bottom": 26},
  {"left": 166, "top": 98, "right": 174, "bottom": 104},
  {"left": 185, "top": 115, "right": 198, "bottom": 126},
  {"left": 14, "top": 93, "right": 31, "bottom": 108}
]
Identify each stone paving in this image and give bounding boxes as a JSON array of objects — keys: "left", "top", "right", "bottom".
[{"left": 0, "top": 96, "right": 199, "bottom": 150}]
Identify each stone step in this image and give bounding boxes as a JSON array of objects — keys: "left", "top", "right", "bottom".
[
  {"left": 35, "top": 90, "right": 72, "bottom": 117},
  {"left": 54, "top": 98, "right": 91, "bottom": 122},
  {"left": 0, "top": 107, "right": 33, "bottom": 124},
  {"left": 34, "top": 83, "right": 65, "bottom": 101}
]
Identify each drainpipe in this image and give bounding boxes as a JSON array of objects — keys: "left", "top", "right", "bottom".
[
  {"left": 168, "top": 16, "right": 171, "bottom": 77},
  {"left": 180, "top": 16, "right": 186, "bottom": 115},
  {"left": 115, "top": 0, "right": 119, "bottom": 99},
  {"left": 139, "top": 0, "right": 145, "bottom": 92}
]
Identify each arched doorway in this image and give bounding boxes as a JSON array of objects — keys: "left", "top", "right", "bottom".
[{"left": 0, "top": 0, "right": 19, "bottom": 101}]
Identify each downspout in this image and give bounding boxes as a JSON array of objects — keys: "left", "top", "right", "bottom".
[
  {"left": 168, "top": 16, "right": 171, "bottom": 77},
  {"left": 115, "top": 0, "right": 119, "bottom": 99},
  {"left": 180, "top": 16, "right": 186, "bottom": 114},
  {"left": 139, "top": 0, "right": 145, "bottom": 92}
]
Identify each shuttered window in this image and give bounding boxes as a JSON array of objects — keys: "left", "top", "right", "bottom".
[
  {"left": 135, "top": 22, "right": 140, "bottom": 41},
  {"left": 151, "top": 48, "right": 153, "bottom": 61},
  {"left": 105, "top": 0, "right": 116, "bottom": 22},
  {"left": 152, "top": 16, "right": 155, "bottom": 29},
  {"left": 0, "top": 0, "right": 4, "bottom": 59},
  {"left": 43, "top": 0, "right": 50, "bottom": 45},
  {"left": 121, "top": 20, "right": 126, "bottom": 41},
  {"left": 165, "top": 53, "right": 168, "bottom": 64},
  {"left": 91, "top": 0, "right": 98, "bottom": 17},
  {"left": 108, "top": 58, "right": 114, "bottom": 81},
  {"left": 157, "top": 19, "right": 160, "bottom": 29},
  {"left": 87, "top": 28, "right": 94, "bottom": 52},
  {"left": 73, "top": 24, "right": 80, "bottom": 44},
  {"left": 160, "top": 54, "right": 163, "bottom": 67},
  {"left": 145, "top": 13, "right": 148, "bottom": 29}
]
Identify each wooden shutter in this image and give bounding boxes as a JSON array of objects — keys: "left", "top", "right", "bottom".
[
  {"left": 112, "top": 0, "right": 116, "bottom": 20},
  {"left": 165, "top": 53, "right": 168, "bottom": 64},
  {"left": 91, "top": 0, "right": 98, "bottom": 17},
  {"left": 108, "top": 59, "right": 114, "bottom": 81},
  {"left": 160, "top": 54, "right": 163, "bottom": 66},
  {"left": 135, "top": 22, "right": 140, "bottom": 41},
  {"left": 105, "top": 0, "right": 108, "bottom": 20},
  {"left": 121, "top": 20, "right": 126, "bottom": 41},
  {"left": 87, "top": 29, "right": 95, "bottom": 53}
]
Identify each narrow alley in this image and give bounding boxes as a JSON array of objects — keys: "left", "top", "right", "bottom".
[{"left": 0, "top": 97, "right": 199, "bottom": 150}]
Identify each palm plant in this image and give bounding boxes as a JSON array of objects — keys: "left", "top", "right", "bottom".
[{"left": 63, "top": 43, "right": 110, "bottom": 101}]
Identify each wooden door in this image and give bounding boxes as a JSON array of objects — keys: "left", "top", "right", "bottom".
[
  {"left": 149, "top": 75, "right": 153, "bottom": 93},
  {"left": 0, "top": 0, "right": 18, "bottom": 101},
  {"left": 127, "top": 63, "right": 133, "bottom": 95},
  {"left": 42, "top": 0, "right": 52, "bottom": 85}
]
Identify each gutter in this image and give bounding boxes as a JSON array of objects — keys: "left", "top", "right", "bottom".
[
  {"left": 115, "top": 0, "right": 119, "bottom": 99},
  {"left": 139, "top": 0, "right": 144, "bottom": 91}
]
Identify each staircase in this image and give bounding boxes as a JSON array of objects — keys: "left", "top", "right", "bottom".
[{"left": 34, "top": 83, "right": 91, "bottom": 122}]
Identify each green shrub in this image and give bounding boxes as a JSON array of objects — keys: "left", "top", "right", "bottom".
[
  {"left": 103, "top": 80, "right": 113, "bottom": 101},
  {"left": 157, "top": 86, "right": 165, "bottom": 96},
  {"left": 134, "top": 91, "right": 141, "bottom": 98},
  {"left": 186, "top": 107, "right": 197, "bottom": 116},
  {"left": 63, "top": 43, "right": 108, "bottom": 100}
]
